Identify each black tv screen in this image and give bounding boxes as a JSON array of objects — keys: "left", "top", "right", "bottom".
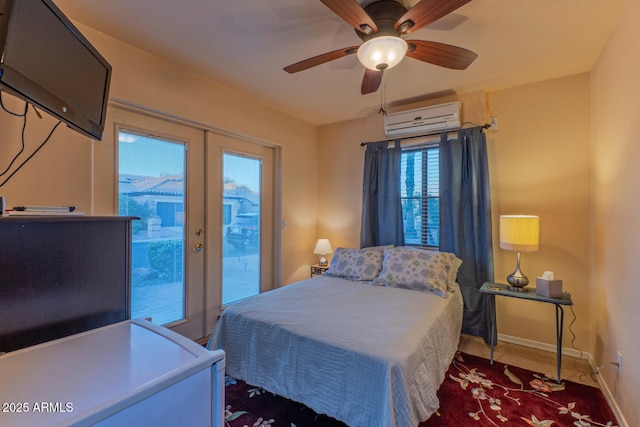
[{"left": 0, "top": 0, "right": 111, "bottom": 140}]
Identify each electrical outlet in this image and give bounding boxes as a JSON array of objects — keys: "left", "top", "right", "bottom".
[{"left": 616, "top": 351, "right": 622, "bottom": 374}]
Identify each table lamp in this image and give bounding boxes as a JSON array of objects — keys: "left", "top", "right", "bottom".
[
  {"left": 499, "top": 215, "right": 539, "bottom": 292},
  {"left": 313, "top": 239, "right": 333, "bottom": 266}
]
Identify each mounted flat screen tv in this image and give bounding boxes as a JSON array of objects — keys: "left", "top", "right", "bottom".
[{"left": 0, "top": 0, "right": 111, "bottom": 140}]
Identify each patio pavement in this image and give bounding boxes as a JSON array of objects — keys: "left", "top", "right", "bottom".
[{"left": 132, "top": 252, "right": 260, "bottom": 326}]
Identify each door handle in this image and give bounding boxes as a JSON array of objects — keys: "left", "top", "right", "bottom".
[{"left": 193, "top": 242, "right": 205, "bottom": 253}]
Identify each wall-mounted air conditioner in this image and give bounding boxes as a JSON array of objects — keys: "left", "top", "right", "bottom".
[{"left": 383, "top": 101, "right": 461, "bottom": 137}]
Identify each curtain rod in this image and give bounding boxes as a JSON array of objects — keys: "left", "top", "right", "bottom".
[{"left": 359, "top": 123, "right": 491, "bottom": 146}]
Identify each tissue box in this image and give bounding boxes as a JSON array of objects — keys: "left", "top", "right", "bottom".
[{"left": 535, "top": 278, "right": 563, "bottom": 298}]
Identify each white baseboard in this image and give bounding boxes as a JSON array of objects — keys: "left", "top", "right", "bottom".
[
  {"left": 497, "top": 333, "right": 587, "bottom": 360},
  {"left": 498, "top": 333, "right": 629, "bottom": 427}
]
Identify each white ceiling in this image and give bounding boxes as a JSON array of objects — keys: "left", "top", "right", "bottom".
[{"left": 54, "top": 0, "right": 626, "bottom": 126}]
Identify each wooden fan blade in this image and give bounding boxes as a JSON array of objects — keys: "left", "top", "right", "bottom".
[
  {"left": 361, "top": 69, "right": 383, "bottom": 95},
  {"left": 284, "top": 46, "right": 359, "bottom": 73},
  {"left": 406, "top": 40, "right": 477, "bottom": 70},
  {"left": 320, "top": 0, "right": 377, "bottom": 34},
  {"left": 395, "top": 0, "right": 472, "bottom": 34}
]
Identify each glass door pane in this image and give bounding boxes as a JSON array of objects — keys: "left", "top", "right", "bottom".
[
  {"left": 118, "top": 130, "right": 186, "bottom": 325},
  {"left": 222, "top": 153, "right": 261, "bottom": 305},
  {"left": 205, "top": 132, "right": 275, "bottom": 332}
]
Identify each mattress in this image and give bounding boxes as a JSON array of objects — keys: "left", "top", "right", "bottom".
[{"left": 208, "top": 275, "right": 463, "bottom": 427}]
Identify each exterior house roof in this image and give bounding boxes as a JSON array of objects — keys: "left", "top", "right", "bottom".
[
  {"left": 119, "top": 174, "right": 183, "bottom": 197},
  {"left": 120, "top": 174, "right": 259, "bottom": 206}
]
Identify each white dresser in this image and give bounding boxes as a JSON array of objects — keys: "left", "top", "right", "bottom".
[{"left": 0, "top": 319, "right": 225, "bottom": 427}]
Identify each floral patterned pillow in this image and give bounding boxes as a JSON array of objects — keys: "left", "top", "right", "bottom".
[
  {"left": 324, "top": 247, "right": 385, "bottom": 281},
  {"left": 372, "top": 247, "right": 462, "bottom": 297},
  {"left": 361, "top": 244, "right": 395, "bottom": 252}
]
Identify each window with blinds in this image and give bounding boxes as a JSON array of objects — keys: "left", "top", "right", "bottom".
[{"left": 400, "top": 145, "right": 439, "bottom": 247}]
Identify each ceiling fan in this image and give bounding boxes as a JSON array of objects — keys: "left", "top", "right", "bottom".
[{"left": 283, "top": 0, "right": 478, "bottom": 95}]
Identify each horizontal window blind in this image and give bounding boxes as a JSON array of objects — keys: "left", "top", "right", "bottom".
[{"left": 400, "top": 146, "right": 439, "bottom": 247}]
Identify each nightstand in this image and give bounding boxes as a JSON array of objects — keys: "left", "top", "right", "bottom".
[
  {"left": 311, "top": 264, "right": 329, "bottom": 277},
  {"left": 480, "top": 282, "right": 573, "bottom": 383}
]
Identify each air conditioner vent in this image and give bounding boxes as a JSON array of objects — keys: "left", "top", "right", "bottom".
[{"left": 383, "top": 101, "right": 461, "bottom": 137}]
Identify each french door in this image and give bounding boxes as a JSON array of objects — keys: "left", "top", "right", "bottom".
[
  {"left": 110, "top": 107, "right": 206, "bottom": 339},
  {"left": 107, "top": 106, "right": 278, "bottom": 340},
  {"left": 205, "top": 132, "right": 276, "bottom": 333}
]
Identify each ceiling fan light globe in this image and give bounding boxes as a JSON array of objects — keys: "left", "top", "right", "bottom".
[{"left": 357, "top": 36, "right": 407, "bottom": 71}]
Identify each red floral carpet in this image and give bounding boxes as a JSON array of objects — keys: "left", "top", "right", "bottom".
[{"left": 224, "top": 352, "right": 619, "bottom": 427}]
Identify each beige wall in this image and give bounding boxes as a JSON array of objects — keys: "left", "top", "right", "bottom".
[
  {"left": 0, "top": 95, "right": 94, "bottom": 209},
  {"left": 317, "top": 90, "right": 488, "bottom": 251},
  {"left": 2, "top": 5, "right": 636, "bottom": 424},
  {"left": 487, "top": 74, "right": 591, "bottom": 350},
  {"left": 83, "top": 24, "right": 320, "bottom": 286},
  {"left": 0, "top": 23, "right": 318, "bottom": 286},
  {"left": 317, "top": 118, "right": 367, "bottom": 249},
  {"left": 591, "top": 0, "right": 640, "bottom": 425},
  {"left": 318, "top": 74, "right": 592, "bottom": 360},
  {"left": 319, "top": 64, "right": 636, "bottom": 423}
]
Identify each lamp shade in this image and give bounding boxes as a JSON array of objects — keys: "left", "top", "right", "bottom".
[
  {"left": 499, "top": 215, "right": 539, "bottom": 252},
  {"left": 313, "top": 239, "right": 333, "bottom": 255},
  {"left": 357, "top": 36, "right": 408, "bottom": 71}
]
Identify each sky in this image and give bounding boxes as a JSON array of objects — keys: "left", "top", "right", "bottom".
[{"left": 118, "top": 132, "right": 260, "bottom": 192}]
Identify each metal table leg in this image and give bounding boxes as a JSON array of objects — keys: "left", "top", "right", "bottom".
[
  {"left": 488, "top": 294, "right": 496, "bottom": 365},
  {"left": 554, "top": 304, "right": 565, "bottom": 383}
]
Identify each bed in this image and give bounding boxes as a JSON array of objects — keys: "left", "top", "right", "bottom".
[{"left": 207, "top": 246, "right": 464, "bottom": 427}]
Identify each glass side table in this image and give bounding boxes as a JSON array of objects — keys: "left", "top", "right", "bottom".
[{"left": 479, "top": 282, "right": 573, "bottom": 383}]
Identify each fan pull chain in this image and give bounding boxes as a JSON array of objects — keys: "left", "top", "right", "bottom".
[{"left": 378, "top": 82, "right": 387, "bottom": 116}]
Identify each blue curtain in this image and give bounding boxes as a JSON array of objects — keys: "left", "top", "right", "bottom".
[
  {"left": 360, "top": 140, "right": 405, "bottom": 248},
  {"left": 439, "top": 127, "right": 495, "bottom": 343}
]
